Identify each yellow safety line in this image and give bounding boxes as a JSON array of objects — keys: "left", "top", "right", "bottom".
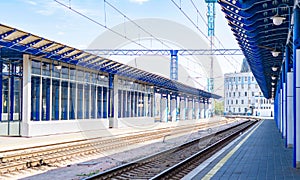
[{"left": 202, "top": 121, "right": 263, "bottom": 180}]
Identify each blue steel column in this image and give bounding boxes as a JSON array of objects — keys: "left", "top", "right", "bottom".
[
  {"left": 170, "top": 50, "right": 178, "bottom": 80},
  {"left": 108, "top": 74, "right": 114, "bottom": 118},
  {"left": 203, "top": 99, "right": 207, "bottom": 118},
  {"left": 0, "top": 57, "right": 2, "bottom": 122},
  {"left": 293, "top": 7, "right": 300, "bottom": 168}
]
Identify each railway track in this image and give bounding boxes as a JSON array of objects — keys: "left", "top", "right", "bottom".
[
  {"left": 0, "top": 119, "right": 233, "bottom": 175},
  {"left": 84, "top": 120, "right": 257, "bottom": 180}
]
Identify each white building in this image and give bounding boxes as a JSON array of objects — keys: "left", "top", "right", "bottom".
[{"left": 224, "top": 60, "right": 274, "bottom": 117}]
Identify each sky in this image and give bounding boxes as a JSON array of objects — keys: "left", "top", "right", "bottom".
[{"left": 0, "top": 0, "right": 244, "bottom": 74}]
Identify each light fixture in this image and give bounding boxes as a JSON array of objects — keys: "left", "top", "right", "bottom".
[
  {"left": 271, "top": 4, "right": 291, "bottom": 26},
  {"left": 271, "top": 76, "right": 276, "bottom": 80},
  {"left": 272, "top": 66, "right": 278, "bottom": 71},
  {"left": 271, "top": 14, "right": 286, "bottom": 26},
  {"left": 100, "top": 75, "right": 105, "bottom": 79},
  {"left": 55, "top": 65, "right": 62, "bottom": 70},
  {"left": 271, "top": 82, "right": 275, "bottom": 86},
  {"left": 271, "top": 50, "right": 280, "bottom": 57}
]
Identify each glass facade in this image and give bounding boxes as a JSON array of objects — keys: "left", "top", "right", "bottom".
[
  {"left": 0, "top": 48, "right": 23, "bottom": 136},
  {"left": 29, "top": 59, "right": 154, "bottom": 121},
  {"left": 30, "top": 59, "right": 110, "bottom": 121},
  {"left": 116, "top": 79, "right": 154, "bottom": 118}
]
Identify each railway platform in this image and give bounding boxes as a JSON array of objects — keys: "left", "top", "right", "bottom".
[{"left": 186, "top": 119, "right": 300, "bottom": 179}]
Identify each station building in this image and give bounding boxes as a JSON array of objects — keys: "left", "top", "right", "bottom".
[
  {"left": 0, "top": 24, "right": 219, "bottom": 137},
  {"left": 224, "top": 60, "right": 274, "bottom": 116}
]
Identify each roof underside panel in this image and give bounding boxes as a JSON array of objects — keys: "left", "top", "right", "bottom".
[
  {"left": 218, "top": 0, "right": 294, "bottom": 98},
  {"left": 0, "top": 23, "right": 220, "bottom": 99}
]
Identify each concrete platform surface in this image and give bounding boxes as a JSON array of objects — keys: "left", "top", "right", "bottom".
[{"left": 188, "top": 119, "right": 300, "bottom": 180}]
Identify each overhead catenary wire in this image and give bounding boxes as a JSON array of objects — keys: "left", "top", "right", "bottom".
[
  {"left": 54, "top": 0, "right": 149, "bottom": 49},
  {"left": 172, "top": 0, "right": 242, "bottom": 71},
  {"left": 53, "top": 0, "right": 220, "bottom": 78},
  {"left": 104, "top": 0, "right": 171, "bottom": 49}
]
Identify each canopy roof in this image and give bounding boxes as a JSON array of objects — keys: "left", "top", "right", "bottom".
[
  {"left": 219, "top": 0, "right": 294, "bottom": 98},
  {"left": 0, "top": 23, "right": 220, "bottom": 99}
]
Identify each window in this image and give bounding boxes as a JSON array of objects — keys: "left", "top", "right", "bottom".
[
  {"left": 255, "top": 84, "right": 258, "bottom": 89},
  {"left": 31, "top": 76, "right": 40, "bottom": 121},
  {"left": 245, "top": 92, "right": 247, "bottom": 96},
  {"left": 41, "top": 78, "right": 50, "bottom": 121},
  {"left": 236, "top": 100, "right": 238, "bottom": 104},
  {"left": 233, "top": 92, "right": 235, "bottom": 97},
  {"left": 238, "top": 108, "right": 241, "bottom": 112},
  {"left": 91, "top": 85, "right": 96, "bottom": 119},
  {"left": 103, "top": 87, "right": 108, "bottom": 118},
  {"left": 52, "top": 79, "right": 60, "bottom": 120},
  {"left": 238, "top": 92, "right": 241, "bottom": 97},
  {"left": 252, "top": 76, "right": 254, "bottom": 81},
  {"left": 61, "top": 81, "right": 68, "bottom": 120},
  {"left": 84, "top": 84, "right": 90, "bottom": 119},
  {"left": 241, "top": 100, "right": 244, "bottom": 104},
  {"left": 77, "top": 84, "right": 83, "bottom": 119},
  {"left": 245, "top": 77, "right": 247, "bottom": 81},
  {"left": 69, "top": 83, "right": 76, "bottom": 119},
  {"left": 252, "top": 92, "right": 255, "bottom": 96},
  {"left": 97, "top": 86, "right": 103, "bottom": 118}
]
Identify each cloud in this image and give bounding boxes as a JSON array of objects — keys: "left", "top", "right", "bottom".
[
  {"left": 24, "top": 0, "right": 37, "bottom": 6},
  {"left": 129, "top": 0, "right": 149, "bottom": 4}
]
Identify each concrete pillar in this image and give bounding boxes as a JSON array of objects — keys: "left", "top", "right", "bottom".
[
  {"left": 283, "top": 81, "right": 287, "bottom": 138},
  {"left": 294, "top": 8, "right": 300, "bottom": 168},
  {"left": 188, "top": 99, "right": 193, "bottom": 120},
  {"left": 180, "top": 97, "right": 185, "bottom": 120},
  {"left": 22, "top": 54, "right": 31, "bottom": 136},
  {"left": 279, "top": 89, "right": 282, "bottom": 133},
  {"left": 287, "top": 72, "right": 294, "bottom": 147},
  {"left": 200, "top": 101, "right": 204, "bottom": 119},
  {"left": 295, "top": 49, "right": 300, "bottom": 168},
  {"left": 170, "top": 96, "right": 177, "bottom": 122},
  {"left": 195, "top": 101, "right": 199, "bottom": 119},
  {"left": 160, "top": 95, "right": 168, "bottom": 122}
]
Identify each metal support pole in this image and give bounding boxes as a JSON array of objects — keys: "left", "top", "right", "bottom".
[
  {"left": 170, "top": 50, "right": 178, "bottom": 80},
  {"left": 0, "top": 56, "right": 2, "bottom": 122}
]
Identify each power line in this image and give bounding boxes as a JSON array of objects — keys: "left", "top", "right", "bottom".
[
  {"left": 104, "top": 0, "right": 171, "bottom": 49},
  {"left": 53, "top": 0, "right": 149, "bottom": 49},
  {"left": 172, "top": 0, "right": 242, "bottom": 71}
]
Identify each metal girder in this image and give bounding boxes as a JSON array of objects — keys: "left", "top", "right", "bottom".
[{"left": 84, "top": 49, "right": 243, "bottom": 56}]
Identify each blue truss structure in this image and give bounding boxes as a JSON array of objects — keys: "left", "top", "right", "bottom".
[{"left": 84, "top": 49, "right": 243, "bottom": 56}]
